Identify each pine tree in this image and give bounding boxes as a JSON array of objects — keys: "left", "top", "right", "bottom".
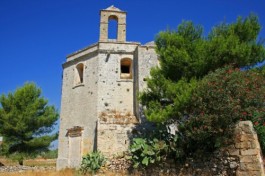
[
  {"left": 0, "top": 83, "right": 58, "bottom": 164},
  {"left": 141, "top": 14, "right": 265, "bottom": 122}
]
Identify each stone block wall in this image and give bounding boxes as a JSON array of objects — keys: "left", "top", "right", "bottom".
[
  {"left": 172, "top": 121, "right": 265, "bottom": 176},
  {"left": 167, "top": 121, "right": 264, "bottom": 176},
  {"left": 227, "top": 121, "right": 265, "bottom": 176},
  {"left": 97, "top": 113, "right": 138, "bottom": 157}
]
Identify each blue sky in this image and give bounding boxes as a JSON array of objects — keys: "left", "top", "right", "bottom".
[{"left": 0, "top": 0, "right": 265, "bottom": 142}]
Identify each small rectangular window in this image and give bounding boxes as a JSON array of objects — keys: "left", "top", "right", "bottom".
[{"left": 120, "top": 59, "right": 132, "bottom": 79}]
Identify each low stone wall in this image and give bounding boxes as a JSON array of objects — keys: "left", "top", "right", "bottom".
[
  {"left": 103, "top": 152, "right": 239, "bottom": 176},
  {"left": 226, "top": 121, "right": 265, "bottom": 176},
  {"left": 0, "top": 166, "right": 55, "bottom": 173},
  {"left": 98, "top": 120, "right": 264, "bottom": 176}
]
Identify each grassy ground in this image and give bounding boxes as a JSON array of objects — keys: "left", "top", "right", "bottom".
[
  {"left": 0, "top": 157, "right": 131, "bottom": 176},
  {"left": 0, "top": 158, "right": 17, "bottom": 166},
  {"left": 0, "top": 169, "right": 76, "bottom": 176},
  {"left": 23, "top": 159, "right": 56, "bottom": 167},
  {"left": 0, "top": 157, "right": 56, "bottom": 167},
  {"left": 0, "top": 169, "right": 133, "bottom": 176}
]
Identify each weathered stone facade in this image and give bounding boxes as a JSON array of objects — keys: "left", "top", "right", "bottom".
[{"left": 56, "top": 6, "right": 158, "bottom": 170}]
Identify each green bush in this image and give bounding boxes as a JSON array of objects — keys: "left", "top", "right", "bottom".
[
  {"left": 181, "top": 67, "right": 265, "bottom": 153},
  {"left": 129, "top": 124, "right": 184, "bottom": 168},
  {"left": 79, "top": 151, "right": 105, "bottom": 175},
  {"left": 5, "top": 152, "right": 35, "bottom": 165},
  {"left": 247, "top": 112, "right": 265, "bottom": 154},
  {"left": 129, "top": 138, "right": 167, "bottom": 168},
  {"left": 40, "top": 149, "right": 58, "bottom": 159},
  {"left": 132, "top": 66, "right": 265, "bottom": 167}
]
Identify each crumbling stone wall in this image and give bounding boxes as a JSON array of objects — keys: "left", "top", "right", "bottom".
[
  {"left": 178, "top": 121, "right": 264, "bottom": 175},
  {"left": 97, "top": 112, "right": 138, "bottom": 157},
  {"left": 227, "top": 121, "right": 265, "bottom": 176},
  {"left": 144, "top": 121, "right": 264, "bottom": 176},
  {"left": 100, "top": 121, "right": 264, "bottom": 176}
]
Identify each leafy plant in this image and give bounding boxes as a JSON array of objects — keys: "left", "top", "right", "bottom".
[
  {"left": 129, "top": 124, "right": 184, "bottom": 168},
  {"left": 129, "top": 137, "right": 167, "bottom": 168},
  {"left": 181, "top": 67, "right": 265, "bottom": 153},
  {"left": 79, "top": 151, "right": 106, "bottom": 175},
  {"left": 247, "top": 112, "right": 265, "bottom": 154}
]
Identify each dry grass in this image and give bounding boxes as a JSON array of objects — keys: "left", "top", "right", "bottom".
[
  {"left": 0, "top": 169, "right": 77, "bottom": 176},
  {"left": 0, "top": 158, "right": 17, "bottom": 166},
  {"left": 0, "top": 157, "right": 56, "bottom": 167},
  {"left": 0, "top": 169, "right": 136, "bottom": 176},
  {"left": 24, "top": 159, "right": 56, "bottom": 167}
]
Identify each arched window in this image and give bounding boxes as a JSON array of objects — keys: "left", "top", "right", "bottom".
[
  {"left": 108, "top": 15, "right": 118, "bottom": 40},
  {"left": 76, "top": 63, "right": 84, "bottom": 84},
  {"left": 120, "top": 58, "right": 132, "bottom": 79}
]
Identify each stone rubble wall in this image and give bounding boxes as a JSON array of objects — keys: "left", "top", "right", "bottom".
[
  {"left": 98, "top": 121, "right": 264, "bottom": 176},
  {"left": 227, "top": 121, "right": 265, "bottom": 176},
  {"left": 0, "top": 166, "right": 55, "bottom": 173},
  {"left": 97, "top": 114, "right": 138, "bottom": 157}
]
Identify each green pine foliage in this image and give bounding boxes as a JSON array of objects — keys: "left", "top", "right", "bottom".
[
  {"left": 131, "top": 14, "right": 265, "bottom": 165},
  {"left": 0, "top": 83, "right": 58, "bottom": 163},
  {"left": 141, "top": 14, "right": 265, "bottom": 123}
]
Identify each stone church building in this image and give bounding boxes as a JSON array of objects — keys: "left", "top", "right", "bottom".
[{"left": 57, "top": 6, "right": 158, "bottom": 170}]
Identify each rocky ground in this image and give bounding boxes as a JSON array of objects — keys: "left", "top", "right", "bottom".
[
  {"left": 0, "top": 156, "right": 264, "bottom": 175},
  {"left": 0, "top": 165, "right": 55, "bottom": 173}
]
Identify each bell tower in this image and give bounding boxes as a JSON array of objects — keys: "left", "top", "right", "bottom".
[
  {"left": 99, "top": 5, "right": 126, "bottom": 42},
  {"left": 57, "top": 5, "right": 159, "bottom": 170}
]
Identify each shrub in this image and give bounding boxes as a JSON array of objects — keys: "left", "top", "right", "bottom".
[
  {"left": 79, "top": 151, "right": 105, "bottom": 175},
  {"left": 129, "top": 137, "right": 167, "bottom": 168},
  {"left": 40, "top": 149, "right": 58, "bottom": 159},
  {"left": 5, "top": 152, "right": 34, "bottom": 165},
  {"left": 247, "top": 112, "right": 265, "bottom": 154},
  {"left": 129, "top": 124, "right": 184, "bottom": 168},
  {"left": 181, "top": 67, "right": 265, "bottom": 153}
]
